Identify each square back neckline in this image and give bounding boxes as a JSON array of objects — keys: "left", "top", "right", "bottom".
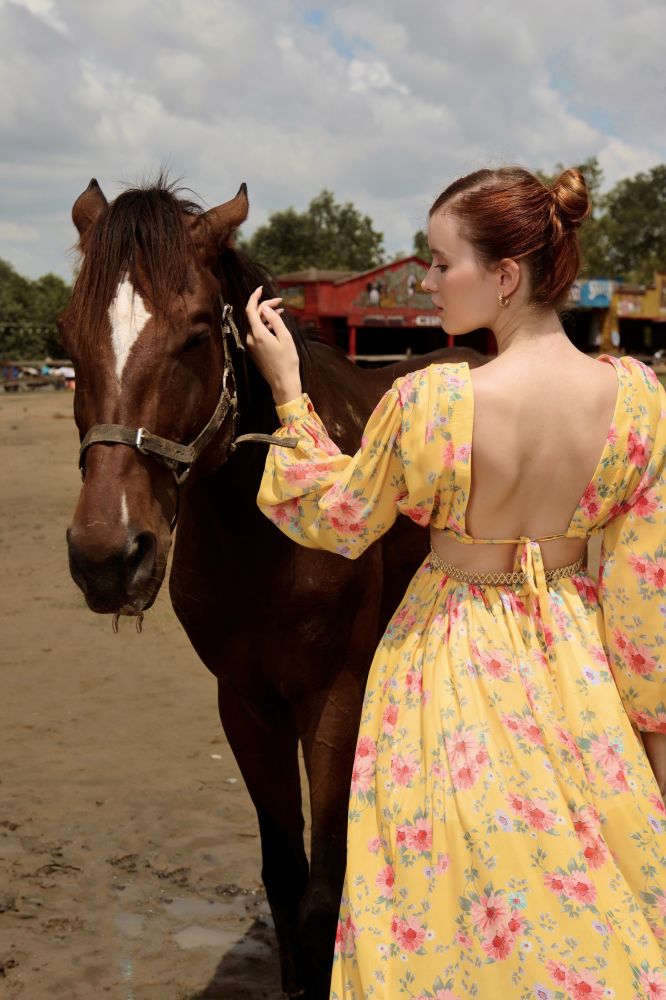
[{"left": 451, "top": 353, "right": 624, "bottom": 544}]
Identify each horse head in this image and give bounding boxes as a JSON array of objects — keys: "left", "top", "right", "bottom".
[{"left": 60, "top": 177, "right": 250, "bottom": 616}]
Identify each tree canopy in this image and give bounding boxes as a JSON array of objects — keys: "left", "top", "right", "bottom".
[
  {"left": 0, "top": 259, "right": 71, "bottom": 358},
  {"left": 241, "top": 189, "right": 385, "bottom": 275}
]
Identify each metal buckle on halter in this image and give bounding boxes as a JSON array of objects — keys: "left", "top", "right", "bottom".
[{"left": 135, "top": 427, "right": 148, "bottom": 453}]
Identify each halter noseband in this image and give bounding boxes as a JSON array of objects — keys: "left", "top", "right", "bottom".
[{"left": 78, "top": 299, "right": 298, "bottom": 486}]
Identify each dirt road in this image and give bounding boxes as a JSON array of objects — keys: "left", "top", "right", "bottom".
[{"left": 0, "top": 389, "right": 286, "bottom": 999}]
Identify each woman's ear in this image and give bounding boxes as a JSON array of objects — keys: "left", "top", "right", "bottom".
[{"left": 497, "top": 258, "right": 521, "bottom": 297}]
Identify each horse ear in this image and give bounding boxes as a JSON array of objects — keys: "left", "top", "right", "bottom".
[
  {"left": 193, "top": 183, "right": 249, "bottom": 262},
  {"left": 72, "top": 179, "right": 108, "bottom": 240}
]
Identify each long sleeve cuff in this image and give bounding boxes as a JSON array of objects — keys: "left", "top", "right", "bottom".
[{"left": 275, "top": 393, "right": 314, "bottom": 426}]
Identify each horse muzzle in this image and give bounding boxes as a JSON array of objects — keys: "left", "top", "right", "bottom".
[{"left": 67, "top": 525, "right": 163, "bottom": 614}]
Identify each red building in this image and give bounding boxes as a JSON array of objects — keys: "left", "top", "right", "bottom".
[{"left": 278, "top": 256, "right": 494, "bottom": 363}]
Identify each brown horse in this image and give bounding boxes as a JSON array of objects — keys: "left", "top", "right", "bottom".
[{"left": 60, "top": 176, "right": 484, "bottom": 999}]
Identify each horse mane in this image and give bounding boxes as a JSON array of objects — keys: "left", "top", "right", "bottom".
[
  {"left": 216, "top": 246, "right": 312, "bottom": 391},
  {"left": 65, "top": 173, "right": 203, "bottom": 351}
]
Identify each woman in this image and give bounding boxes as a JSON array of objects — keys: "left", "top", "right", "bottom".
[{"left": 246, "top": 167, "right": 666, "bottom": 998}]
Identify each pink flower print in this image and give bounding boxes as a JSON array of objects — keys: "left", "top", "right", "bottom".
[
  {"left": 470, "top": 891, "right": 510, "bottom": 934},
  {"left": 405, "top": 669, "right": 423, "bottom": 695},
  {"left": 583, "top": 837, "right": 608, "bottom": 869},
  {"left": 646, "top": 557, "right": 666, "bottom": 589},
  {"left": 565, "top": 969, "right": 604, "bottom": 1000},
  {"left": 579, "top": 483, "right": 601, "bottom": 518},
  {"left": 611, "top": 627, "right": 629, "bottom": 652},
  {"left": 657, "top": 895, "right": 666, "bottom": 918},
  {"left": 481, "top": 650, "right": 512, "bottom": 680},
  {"left": 629, "top": 552, "right": 651, "bottom": 577},
  {"left": 632, "top": 488, "right": 660, "bottom": 519},
  {"left": 454, "top": 929, "right": 473, "bottom": 948},
  {"left": 524, "top": 798, "right": 557, "bottom": 832},
  {"left": 392, "top": 915, "right": 427, "bottom": 952},
  {"left": 405, "top": 819, "right": 433, "bottom": 854},
  {"left": 481, "top": 927, "right": 515, "bottom": 960},
  {"left": 507, "top": 792, "right": 526, "bottom": 815},
  {"left": 391, "top": 752, "right": 418, "bottom": 786},
  {"left": 626, "top": 641, "right": 657, "bottom": 676},
  {"left": 435, "top": 852, "right": 450, "bottom": 874},
  {"left": 401, "top": 505, "right": 431, "bottom": 526},
  {"left": 325, "top": 484, "right": 365, "bottom": 523},
  {"left": 367, "top": 837, "right": 381, "bottom": 854},
  {"left": 355, "top": 735, "right": 377, "bottom": 762},
  {"left": 382, "top": 703, "right": 399, "bottom": 734},
  {"left": 546, "top": 959, "right": 568, "bottom": 985},
  {"left": 650, "top": 793, "right": 666, "bottom": 817},
  {"left": 432, "top": 991, "right": 461, "bottom": 1000},
  {"left": 334, "top": 913, "right": 356, "bottom": 956},
  {"left": 607, "top": 423, "right": 619, "bottom": 446},
  {"left": 375, "top": 864, "right": 395, "bottom": 898},
  {"left": 571, "top": 804, "right": 600, "bottom": 844},
  {"left": 562, "top": 872, "right": 597, "bottom": 905},
  {"left": 628, "top": 426, "right": 649, "bottom": 466},
  {"left": 284, "top": 460, "right": 332, "bottom": 486},
  {"left": 269, "top": 497, "right": 301, "bottom": 525},
  {"left": 640, "top": 967, "right": 666, "bottom": 996},
  {"left": 350, "top": 753, "right": 374, "bottom": 794},
  {"left": 452, "top": 762, "right": 481, "bottom": 790},
  {"left": 455, "top": 443, "right": 471, "bottom": 462},
  {"left": 443, "top": 440, "right": 455, "bottom": 468},
  {"left": 446, "top": 730, "right": 480, "bottom": 766},
  {"left": 607, "top": 764, "right": 630, "bottom": 793},
  {"left": 555, "top": 725, "right": 583, "bottom": 762},
  {"left": 506, "top": 910, "right": 525, "bottom": 936},
  {"left": 307, "top": 426, "right": 340, "bottom": 456},
  {"left": 572, "top": 575, "right": 599, "bottom": 604},
  {"left": 590, "top": 733, "right": 622, "bottom": 770},
  {"left": 544, "top": 871, "right": 567, "bottom": 895},
  {"left": 517, "top": 717, "right": 545, "bottom": 746}
]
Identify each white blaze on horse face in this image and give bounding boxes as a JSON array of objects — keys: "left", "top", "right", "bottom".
[
  {"left": 120, "top": 492, "right": 129, "bottom": 529},
  {"left": 108, "top": 276, "right": 151, "bottom": 382}
]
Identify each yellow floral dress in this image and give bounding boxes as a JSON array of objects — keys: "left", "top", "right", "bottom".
[{"left": 257, "top": 355, "right": 666, "bottom": 1000}]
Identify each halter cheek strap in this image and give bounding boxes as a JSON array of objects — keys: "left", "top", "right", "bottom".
[{"left": 78, "top": 299, "right": 298, "bottom": 485}]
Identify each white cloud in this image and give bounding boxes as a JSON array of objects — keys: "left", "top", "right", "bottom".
[{"left": 0, "top": 0, "right": 664, "bottom": 279}]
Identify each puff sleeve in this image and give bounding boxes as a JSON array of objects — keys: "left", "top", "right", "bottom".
[
  {"left": 256, "top": 367, "right": 455, "bottom": 559},
  {"left": 599, "top": 379, "right": 666, "bottom": 732}
]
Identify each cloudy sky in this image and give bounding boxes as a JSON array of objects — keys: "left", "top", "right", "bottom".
[{"left": 1, "top": 0, "right": 665, "bottom": 280}]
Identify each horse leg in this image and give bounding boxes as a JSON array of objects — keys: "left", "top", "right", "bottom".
[
  {"left": 297, "top": 667, "right": 365, "bottom": 1000},
  {"left": 217, "top": 677, "right": 308, "bottom": 998}
]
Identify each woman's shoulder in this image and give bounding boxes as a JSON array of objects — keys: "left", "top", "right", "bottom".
[{"left": 391, "top": 360, "right": 470, "bottom": 407}]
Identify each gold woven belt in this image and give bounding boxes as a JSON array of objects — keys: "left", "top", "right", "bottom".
[{"left": 429, "top": 550, "right": 586, "bottom": 587}]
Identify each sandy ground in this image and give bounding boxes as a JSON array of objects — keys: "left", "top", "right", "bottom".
[{"left": 0, "top": 389, "right": 288, "bottom": 999}]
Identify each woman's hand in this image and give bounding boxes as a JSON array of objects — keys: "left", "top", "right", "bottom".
[
  {"left": 246, "top": 286, "right": 302, "bottom": 405},
  {"left": 642, "top": 731, "right": 666, "bottom": 800}
]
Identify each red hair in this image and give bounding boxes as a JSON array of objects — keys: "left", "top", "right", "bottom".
[{"left": 430, "top": 166, "right": 591, "bottom": 307}]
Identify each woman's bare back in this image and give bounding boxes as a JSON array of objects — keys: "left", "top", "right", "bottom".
[{"left": 430, "top": 346, "right": 619, "bottom": 572}]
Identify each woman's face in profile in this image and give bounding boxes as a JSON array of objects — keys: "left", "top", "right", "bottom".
[{"left": 422, "top": 210, "right": 500, "bottom": 335}]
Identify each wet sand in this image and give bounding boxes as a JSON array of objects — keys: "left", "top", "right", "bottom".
[{"left": 0, "top": 389, "right": 286, "bottom": 999}]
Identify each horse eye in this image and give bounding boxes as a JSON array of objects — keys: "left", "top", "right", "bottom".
[{"left": 184, "top": 326, "right": 211, "bottom": 350}]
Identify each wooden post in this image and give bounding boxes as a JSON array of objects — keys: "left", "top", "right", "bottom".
[{"left": 349, "top": 326, "right": 357, "bottom": 360}]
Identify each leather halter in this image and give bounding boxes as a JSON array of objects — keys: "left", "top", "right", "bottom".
[{"left": 78, "top": 298, "right": 298, "bottom": 486}]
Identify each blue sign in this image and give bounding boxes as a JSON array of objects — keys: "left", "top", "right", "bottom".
[{"left": 570, "top": 280, "right": 615, "bottom": 308}]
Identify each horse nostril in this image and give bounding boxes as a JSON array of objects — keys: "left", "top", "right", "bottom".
[{"left": 126, "top": 531, "right": 156, "bottom": 592}]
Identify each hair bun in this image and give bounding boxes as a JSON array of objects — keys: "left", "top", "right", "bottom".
[{"left": 550, "top": 168, "right": 591, "bottom": 230}]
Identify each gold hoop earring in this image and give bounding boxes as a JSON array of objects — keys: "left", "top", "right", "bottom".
[{"left": 498, "top": 292, "right": 510, "bottom": 308}]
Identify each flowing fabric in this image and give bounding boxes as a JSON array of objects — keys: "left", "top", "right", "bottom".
[{"left": 257, "top": 356, "right": 666, "bottom": 1000}]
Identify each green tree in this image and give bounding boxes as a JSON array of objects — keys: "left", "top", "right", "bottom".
[
  {"left": 412, "top": 229, "right": 430, "bottom": 259},
  {"left": 0, "top": 259, "right": 71, "bottom": 357},
  {"left": 242, "top": 190, "right": 385, "bottom": 274},
  {"left": 589, "top": 166, "right": 666, "bottom": 282}
]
